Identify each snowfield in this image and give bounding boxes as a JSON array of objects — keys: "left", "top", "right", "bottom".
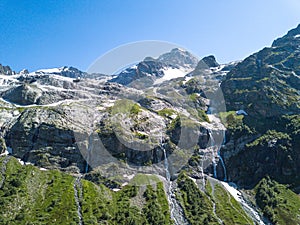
[{"left": 154, "top": 67, "right": 192, "bottom": 85}]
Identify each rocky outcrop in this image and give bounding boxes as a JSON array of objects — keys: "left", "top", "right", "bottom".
[
  {"left": 110, "top": 59, "right": 166, "bottom": 87},
  {"left": 200, "top": 55, "right": 219, "bottom": 68},
  {"left": 225, "top": 133, "right": 297, "bottom": 188},
  {"left": 138, "top": 96, "right": 173, "bottom": 111},
  {"left": 221, "top": 26, "right": 300, "bottom": 120},
  {"left": 0, "top": 64, "right": 15, "bottom": 75},
  {"left": 110, "top": 48, "right": 199, "bottom": 88},
  {"left": 4, "top": 107, "right": 86, "bottom": 172},
  {"left": 97, "top": 110, "right": 167, "bottom": 166},
  {"left": 220, "top": 24, "right": 300, "bottom": 188},
  {"left": 34, "top": 66, "right": 86, "bottom": 78},
  {"left": 58, "top": 66, "right": 85, "bottom": 79},
  {"left": 157, "top": 48, "right": 199, "bottom": 68},
  {"left": 0, "top": 137, "right": 6, "bottom": 154},
  {"left": 2, "top": 84, "right": 43, "bottom": 105}
]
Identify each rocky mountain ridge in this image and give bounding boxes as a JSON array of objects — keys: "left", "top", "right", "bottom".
[
  {"left": 110, "top": 48, "right": 199, "bottom": 87},
  {"left": 0, "top": 64, "right": 15, "bottom": 75},
  {"left": 221, "top": 24, "right": 300, "bottom": 189},
  {"left": 1, "top": 25, "right": 300, "bottom": 224}
]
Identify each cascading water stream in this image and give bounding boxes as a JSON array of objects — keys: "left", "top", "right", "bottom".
[
  {"left": 162, "top": 147, "right": 170, "bottom": 182},
  {"left": 218, "top": 130, "right": 227, "bottom": 181},
  {"left": 206, "top": 117, "right": 266, "bottom": 224},
  {"left": 240, "top": 197, "right": 266, "bottom": 225},
  {"left": 208, "top": 130, "right": 218, "bottom": 179},
  {"left": 208, "top": 129, "right": 227, "bottom": 181},
  {"left": 85, "top": 115, "right": 98, "bottom": 174},
  {"left": 160, "top": 134, "right": 174, "bottom": 218},
  {"left": 73, "top": 176, "right": 83, "bottom": 225},
  {"left": 160, "top": 134, "right": 189, "bottom": 225},
  {"left": 85, "top": 136, "right": 92, "bottom": 173},
  {"left": 222, "top": 182, "right": 267, "bottom": 225},
  {"left": 199, "top": 160, "right": 206, "bottom": 191},
  {"left": 218, "top": 155, "right": 227, "bottom": 181},
  {"left": 0, "top": 155, "right": 10, "bottom": 189},
  {"left": 85, "top": 155, "right": 89, "bottom": 174}
]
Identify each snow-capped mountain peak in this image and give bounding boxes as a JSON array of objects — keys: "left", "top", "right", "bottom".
[
  {"left": 110, "top": 48, "right": 199, "bottom": 87},
  {"left": 157, "top": 47, "right": 199, "bottom": 69},
  {"left": 30, "top": 66, "right": 85, "bottom": 79}
]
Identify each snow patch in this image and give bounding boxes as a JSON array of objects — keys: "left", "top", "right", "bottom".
[
  {"left": 221, "top": 181, "right": 266, "bottom": 225},
  {"left": 123, "top": 174, "right": 135, "bottom": 180},
  {"left": 52, "top": 74, "right": 74, "bottom": 82},
  {"left": 36, "top": 68, "right": 62, "bottom": 74},
  {"left": 0, "top": 74, "right": 20, "bottom": 81},
  {"left": 201, "top": 114, "right": 226, "bottom": 131},
  {"left": 211, "top": 65, "right": 226, "bottom": 72},
  {"left": 130, "top": 65, "right": 137, "bottom": 70},
  {"left": 17, "top": 158, "right": 25, "bottom": 165},
  {"left": 154, "top": 67, "right": 192, "bottom": 85},
  {"left": 221, "top": 182, "right": 242, "bottom": 202},
  {"left": 188, "top": 176, "right": 197, "bottom": 185},
  {"left": 182, "top": 76, "right": 193, "bottom": 85},
  {"left": 0, "top": 150, "right": 9, "bottom": 156},
  {"left": 121, "top": 182, "right": 128, "bottom": 187},
  {"left": 0, "top": 97, "right": 89, "bottom": 109},
  {"left": 0, "top": 74, "right": 20, "bottom": 86}
]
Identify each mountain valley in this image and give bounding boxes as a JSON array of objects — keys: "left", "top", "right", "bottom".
[{"left": 0, "top": 25, "right": 300, "bottom": 225}]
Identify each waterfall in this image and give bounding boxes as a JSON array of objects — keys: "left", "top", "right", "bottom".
[
  {"left": 160, "top": 134, "right": 189, "bottom": 225},
  {"left": 0, "top": 155, "right": 10, "bottom": 189},
  {"left": 207, "top": 130, "right": 217, "bottom": 178},
  {"left": 85, "top": 150, "right": 90, "bottom": 174},
  {"left": 208, "top": 129, "right": 227, "bottom": 181},
  {"left": 85, "top": 115, "right": 98, "bottom": 174},
  {"left": 74, "top": 176, "right": 83, "bottom": 225},
  {"left": 218, "top": 155, "right": 227, "bottom": 181},
  {"left": 160, "top": 132, "right": 170, "bottom": 182},
  {"left": 160, "top": 134, "right": 173, "bottom": 217},
  {"left": 241, "top": 197, "right": 266, "bottom": 225},
  {"left": 85, "top": 156, "right": 89, "bottom": 173},
  {"left": 199, "top": 159, "right": 206, "bottom": 191},
  {"left": 217, "top": 130, "right": 227, "bottom": 181},
  {"left": 162, "top": 147, "right": 171, "bottom": 182},
  {"left": 85, "top": 134, "right": 94, "bottom": 173},
  {"left": 222, "top": 182, "right": 266, "bottom": 225},
  {"left": 206, "top": 117, "right": 266, "bottom": 224}
]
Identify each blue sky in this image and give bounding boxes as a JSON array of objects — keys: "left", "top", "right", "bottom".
[{"left": 1, "top": 0, "right": 300, "bottom": 72}]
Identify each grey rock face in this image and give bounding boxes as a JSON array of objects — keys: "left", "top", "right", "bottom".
[
  {"left": 19, "top": 69, "right": 29, "bottom": 75},
  {"left": 0, "top": 47, "right": 228, "bottom": 178},
  {"left": 220, "top": 24, "right": 300, "bottom": 187},
  {"left": 221, "top": 24, "right": 300, "bottom": 118},
  {"left": 0, "top": 64, "right": 15, "bottom": 75},
  {"left": 2, "top": 84, "right": 43, "bottom": 105},
  {"left": 110, "top": 48, "right": 199, "bottom": 88},
  {"left": 34, "top": 66, "right": 86, "bottom": 78},
  {"left": 110, "top": 60, "right": 166, "bottom": 87},
  {"left": 97, "top": 106, "right": 169, "bottom": 165},
  {"left": 157, "top": 48, "right": 199, "bottom": 68},
  {"left": 0, "top": 137, "right": 6, "bottom": 154},
  {"left": 5, "top": 108, "right": 86, "bottom": 172},
  {"left": 200, "top": 55, "right": 219, "bottom": 68}
]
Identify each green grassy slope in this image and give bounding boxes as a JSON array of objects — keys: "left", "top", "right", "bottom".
[
  {"left": 0, "top": 157, "right": 172, "bottom": 225},
  {"left": 176, "top": 172, "right": 253, "bottom": 225},
  {"left": 255, "top": 177, "right": 300, "bottom": 225}
]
